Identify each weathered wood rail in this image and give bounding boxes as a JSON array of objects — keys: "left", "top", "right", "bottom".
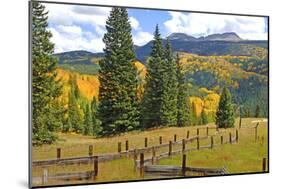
[
  {"left": 144, "top": 165, "right": 228, "bottom": 176},
  {"left": 140, "top": 154, "right": 228, "bottom": 177},
  {"left": 32, "top": 128, "right": 238, "bottom": 167},
  {"left": 135, "top": 135, "right": 238, "bottom": 167},
  {"left": 32, "top": 124, "right": 267, "bottom": 185},
  {"left": 33, "top": 170, "right": 95, "bottom": 185}
]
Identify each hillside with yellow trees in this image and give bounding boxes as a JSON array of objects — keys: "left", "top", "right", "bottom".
[
  {"left": 56, "top": 61, "right": 146, "bottom": 102},
  {"left": 55, "top": 50, "right": 268, "bottom": 125}
]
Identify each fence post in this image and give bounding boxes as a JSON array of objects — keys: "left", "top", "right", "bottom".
[
  {"left": 211, "top": 136, "right": 214, "bottom": 149},
  {"left": 182, "top": 139, "right": 186, "bottom": 152},
  {"left": 221, "top": 135, "right": 223, "bottom": 145},
  {"left": 182, "top": 154, "right": 186, "bottom": 176},
  {"left": 140, "top": 153, "right": 144, "bottom": 177},
  {"left": 186, "top": 130, "right": 189, "bottom": 139},
  {"left": 57, "top": 148, "right": 61, "bottom": 159},
  {"left": 197, "top": 128, "right": 200, "bottom": 136},
  {"left": 262, "top": 158, "right": 266, "bottom": 172},
  {"left": 206, "top": 127, "right": 209, "bottom": 136},
  {"left": 159, "top": 136, "right": 162, "bottom": 145},
  {"left": 169, "top": 141, "right": 172, "bottom": 156},
  {"left": 145, "top": 137, "right": 148, "bottom": 148},
  {"left": 174, "top": 134, "right": 177, "bottom": 142},
  {"left": 229, "top": 132, "right": 232, "bottom": 144},
  {"left": 133, "top": 149, "right": 138, "bottom": 170},
  {"left": 94, "top": 156, "right": 98, "bottom": 177},
  {"left": 125, "top": 140, "right": 129, "bottom": 151},
  {"left": 197, "top": 137, "right": 200, "bottom": 150},
  {"left": 89, "top": 145, "right": 93, "bottom": 156},
  {"left": 118, "top": 142, "right": 122, "bottom": 153},
  {"left": 42, "top": 169, "right": 48, "bottom": 185},
  {"left": 152, "top": 147, "right": 156, "bottom": 164},
  {"left": 236, "top": 129, "right": 239, "bottom": 143}
]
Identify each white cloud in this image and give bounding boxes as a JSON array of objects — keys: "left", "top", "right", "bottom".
[
  {"left": 72, "top": 6, "right": 110, "bottom": 16},
  {"left": 45, "top": 3, "right": 110, "bottom": 53},
  {"left": 164, "top": 12, "right": 268, "bottom": 40},
  {"left": 48, "top": 26, "right": 104, "bottom": 53},
  {"left": 129, "top": 17, "right": 140, "bottom": 30},
  {"left": 46, "top": 3, "right": 110, "bottom": 28},
  {"left": 133, "top": 31, "right": 153, "bottom": 46},
  {"left": 56, "top": 25, "right": 82, "bottom": 39},
  {"left": 44, "top": 3, "right": 152, "bottom": 53}
]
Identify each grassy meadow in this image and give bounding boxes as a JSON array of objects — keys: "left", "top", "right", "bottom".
[{"left": 32, "top": 118, "right": 268, "bottom": 186}]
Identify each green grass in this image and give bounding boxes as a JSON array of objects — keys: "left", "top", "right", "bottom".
[
  {"left": 158, "top": 122, "right": 268, "bottom": 174},
  {"left": 32, "top": 118, "right": 268, "bottom": 187}
]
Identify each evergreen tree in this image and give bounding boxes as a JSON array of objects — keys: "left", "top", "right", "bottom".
[
  {"left": 176, "top": 53, "right": 188, "bottom": 127},
  {"left": 160, "top": 38, "right": 178, "bottom": 126},
  {"left": 141, "top": 25, "right": 165, "bottom": 129},
  {"left": 189, "top": 102, "right": 198, "bottom": 126},
  {"left": 91, "top": 96, "right": 100, "bottom": 135},
  {"left": 32, "top": 1, "right": 62, "bottom": 145},
  {"left": 201, "top": 109, "right": 208, "bottom": 125},
  {"left": 45, "top": 99, "right": 66, "bottom": 132},
  {"left": 68, "top": 76, "right": 84, "bottom": 133},
  {"left": 98, "top": 7, "right": 139, "bottom": 136},
  {"left": 255, "top": 105, "right": 260, "bottom": 118},
  {"left": 63, "top": 118, "right": 72, "bottom": 133},
  {"left": 83, "top": 104, "right": 93, "bottom": 135},
  {"left": 216, "top": 87, "right": 235, "bottom": 128}
]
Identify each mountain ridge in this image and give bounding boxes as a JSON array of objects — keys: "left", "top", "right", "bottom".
[{"left": 168, "top": 32, "right": 243, "bottom": 42}]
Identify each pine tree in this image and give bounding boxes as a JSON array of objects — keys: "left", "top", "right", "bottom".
[
  {"left": 160, "top": 38, "right": 178, "bottom": 126},
  {"left": 141, "top": 25, "right": 165, "bottom": 129},
  {"left": 68, "top": 75, "right": 84, "bottom": 133},
  {"left": 189, "top": 102, "right": 198, "bottom": 126},
  {"left": 255, "top": 105, "right": 260, "bottom": 118},
  {"left": 45, "top": 99, "right": 66, "bottom": 132},
  {"left": 32, "top": 1, "right": 62, "bottom": 145},
  {"left": 215, "top": 87, "right": 235, "bottom": 128},
  {"left": 91, "top": 96, "right": 100, "bottom": 135},
  {"left": 98, "top": 7, "right": 139, "bottom": 136},
  {"left": 201, "top": 109, "right": 208, "bottom": 125},
  {"left": 83, "top": 104, "right": 93, "bottom": 135},
  {"left": 176, "top": 53, "right": 188, "bottom": 127}
]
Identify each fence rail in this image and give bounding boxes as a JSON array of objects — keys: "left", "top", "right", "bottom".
[
  {"left": 33, "top": 170, "right": 95, "bottom": 185},
  {"left": 32, "top": 125, "right": 266, "bottom": 185},
  {"left": 144, "top": 165, "right": 228, "bottom": 176},
  {"left": 32, "top": 129, "right": 231, "bottom": 167}
]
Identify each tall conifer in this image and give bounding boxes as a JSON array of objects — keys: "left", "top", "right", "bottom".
[
  {"left": 160, "top": 38, "right": 178, "bottom": 126},
  {"left": 32, "top": 1, "right": 62, "bottom": 145},
  {"left": 141, "top": 25, "right": 164, "bottom": 129},
  {"left": 176, "top": 53, "right": 188, "bottom": 127},
  {"left": 68, "top": 75, "right": 83, "bottom": 133},
  {"left": 216, "top": 87, "right": 235, "bottom": 128},
  {"left": 83, "top": 104, "right": 93, "bottom": 135},
  {"left": 98, "top": 8, "right": 139, "bottom": 136},
  {"left": 91, "top": 96, "right": 100, "bottom": 135}
]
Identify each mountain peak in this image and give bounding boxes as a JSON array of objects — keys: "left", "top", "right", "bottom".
[
  {"left": 203, "top": 32, "right": 242, "bottom": 41},
  {"left": 168, "top": 33, "right": 197, "bottom": 41},
  {"left": 168, "top": 32, "right": 242, "bottom": 42}
]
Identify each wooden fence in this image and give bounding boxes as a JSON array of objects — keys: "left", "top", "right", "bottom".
[
  {"left": 33, "top": 127, "right": 230, "bottom": 167},
  {"left": 32, "top": 125, "right": 265, "bottom": 185},
  {"left": 142, "top": 154, "right": 228, "bottom": 177}
]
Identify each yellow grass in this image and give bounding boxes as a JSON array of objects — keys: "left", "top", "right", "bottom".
[{"left": 32, "top": 118, "right": 268, "bottom": 187}]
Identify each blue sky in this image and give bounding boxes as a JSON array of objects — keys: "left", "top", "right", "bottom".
[{"left": 44, "top": 3, "right": 268, "bottom": 53}]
